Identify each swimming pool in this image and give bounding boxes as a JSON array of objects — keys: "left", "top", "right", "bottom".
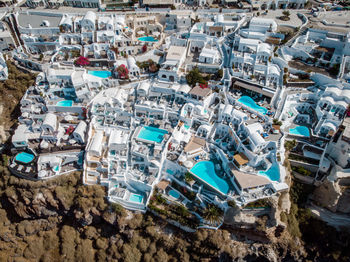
[
  {"left": 129, "top": 193, "right": 143, "bottom": 203},
  {"left": 238, "top": 96, "right": 268, "bottom": 115},
  {"left": 258, "top": 163, "right": 280, "bottom": 182},
  {"left": 88, "top": 70, "right": 112, "bottom": 78},
  {"left": 166, "top": 169, "right": 174, "bottom": 175},
  {"left": 15, "top": 152, "right": 35, "bottom": 164},
  {"left": 138, "top": 36, "right": 158, "bottom": 42},
  {"left": 137, "top": 126, "right": 168, "bottom": 143},
  {"left": 56, "top": 100, "right": 73, "bottom": 107},
  {"left": 169, "top": 189, "right": 180, "bottom": 199},
  {"left": 190, "top": 161, "right": 229, "bottom": 194},
  {"left": 289, "top": 126, "right": 310, "bottom": 137}
]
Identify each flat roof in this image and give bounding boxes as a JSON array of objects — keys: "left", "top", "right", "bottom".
[
  {"left": 231, "top": 169, "right": 270, "bottom": 190},
  {"left": 17, "top": 13, "right": 62, "bottom": 28},
  {"left": 156, "top": 180, "right": 170, "bottom": 191},
  {"left": 184, "top": 136, "right": 206, "bottom": 153},
  {"left": 166, "top": 46, "right": 187, "bottom": 61},
  {"left": 234, "top": 152, "right": 249, "bottom": 166},
  {"left": 342, "top": 117, "right": 350, "bottom": 140},
  {"left": 189, "top": 85, "right": 212, "bottom": 98},
  {"left": 233, "top": 80, "right": 274, "bottom": 98}
]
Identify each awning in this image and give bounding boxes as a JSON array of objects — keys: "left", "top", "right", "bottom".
[
  {"left": 231, "top": 170, "right": 271, "bottom": 190},
  {"left": 234, "top": 152, "right": 249, "bottom": 166},
  {"left": 233, "top": 80, "right": 275, "bottom": 98}
]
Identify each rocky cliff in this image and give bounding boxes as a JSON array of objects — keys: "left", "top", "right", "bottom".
[
  {"left": 0, "top": 167, "right": 306, "bottom": 262},
  {"left": 312, "top": 179, "right": 350, "bottom": 214}
]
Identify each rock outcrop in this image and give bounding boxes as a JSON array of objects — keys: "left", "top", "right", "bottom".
[{"left": 312, "top": 179, "right": 350, "bottom": 214}]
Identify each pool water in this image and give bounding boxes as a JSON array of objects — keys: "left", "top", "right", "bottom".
[
  {"left": 258, "top": 163, "right": 280, "bottom": 181},
  {"left": 137, "top": 126, "right": 168, "bottom": 143},
  {"left": 190, "top": 161, "right": 229, "bottom": 194},
  {"left": 15, "top": 152, "right": 34, "bottom": 164},
  {"left": 289, "top": 126, "right": 310, "bottom": 137},
  {"left": 138, "top": 36, "right": 158, "bottom": 42},
  {"left": 56, "top": 100, "right": 73, "bottom": 107},
  {"left": 169, "top": 189, "right": 180, "bottom": 199},
  {"left": 88, "top": 70, "right": 112, "bottom": 78},
  {"left": 129, "top": 193, "right": 143, "bottom": 203},
  {"left": 53, "top": 166, "right": 59, "bottom": 172},
  {"left": 238, "top": 96, "right": 268, "bottom": 115},
  {"left": 166, "top": 169, "right": 174, "bottom": 175}
]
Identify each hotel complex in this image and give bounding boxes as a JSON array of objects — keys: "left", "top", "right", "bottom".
[{"left": 6, "top": 6, "right": 350, "bottom": 229}]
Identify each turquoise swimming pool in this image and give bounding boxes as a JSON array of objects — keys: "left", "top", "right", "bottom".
[
  {"left": 129, "top": 193, "right": 143, "bottom": 203},
  {"left": 137, "top": 126, "right": 168, "bottom": 143},
  {"left": 56, "top": 100, "right": 73, "bottom": 107},
  {"left": 138, "top": 36, "right": 158, "bottom": 42},
  {"left": 258, "top": 163, "right": 280, "bottom": 182},
  {"left": 169, "top": 189, "right": 180, "bottom": 199},
  {"left": 238, "top": 96, "right": 267, "bottom": 115},
  {"left": 166, "top": 169, "right": 174, "bottom": 175},
  {"left": 190, "top": 161, "right": 229, "bottom": 194},
  {"left": 15, "top": 152, "right": 34, "bottom": 164},
  {"left": 88, "top": 70, "right": 112, "bottom": 78},
  {"left": 289, "top": 126, "right": 310, "bottom": 137}
]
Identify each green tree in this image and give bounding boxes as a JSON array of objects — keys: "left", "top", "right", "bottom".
[
  {"left": 184, "top": 172, "right": 194, "bottom": 183},
  {"left": 185, "top": 67, "right": 206, "bottom": 87},
  {"left": 202, "top": 204, "right": 223, "bottom": 224}
]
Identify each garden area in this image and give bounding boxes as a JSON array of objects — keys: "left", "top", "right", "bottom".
[
  {"left": 291, "top": 166, "right": 316, "bottom": 178},
  {"left": 148, "top": 190, "right": 199, "bottom": 229},
  {"left": 243, "top": 198, "right": 271, "bottom": 209},
  {"left": 171, "top": 180, "right": 196, "bottom": 201}
]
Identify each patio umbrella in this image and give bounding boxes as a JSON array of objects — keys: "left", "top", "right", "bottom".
[
  {"left": 152, "top": 31, "right": 160, "bottom": 36},
  {"left": 137, "top": 31, "right": 145, "bottom": 35},
  {"left": 40, "top": 140, "right": 49, "bottom": 149},
  {"left": 64, "top": 115, "right": 73, "bottom": 121},
  {"left": 38, "top": 170, "right": 47, "bottom": 178},
  {"left": 178, "top": 154, "right": 186, "bottom": 162},
  {"left": 184, "top": 161, "right": 193, "bottom": 169}
]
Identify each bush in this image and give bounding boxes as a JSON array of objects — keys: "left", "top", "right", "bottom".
[
  {"left": 284, "top": 139, "right": 297, "bottom": 151},
  {"left": 244, "top": 198, "right": 270, "bottom": 208},
  {"left": 155, "top": 193, "right": 166, "bottom": 205},
  {"left": 282, "top": 10, "right": 290, "bottom": 17},
  {"left": 227, "top": 200, "right": 237, "bottom": 208},
  {"left": 110, "top": 202, "right": 126, "bottom": 216},
  {"left": 329, "top": 64, "right": 340, "bottom": 76},
  {"left": 291, "top": 166, "right": 313, "bottom": 177},
  {"left": 74, "top": 56, "right": 90, "bottom": 66},
  {"left": 116, "top": 64, "right": 129, "bottom": 79},
  {"left": 273, "top": 118, "right": 282, "bottom": 126},
  {"left": 185, "top": 172, "right": 194, "bottom": 183}
]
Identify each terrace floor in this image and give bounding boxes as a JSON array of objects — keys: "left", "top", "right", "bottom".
[{"left": 288, "top": 61, "right": 334, "bottom": 78}]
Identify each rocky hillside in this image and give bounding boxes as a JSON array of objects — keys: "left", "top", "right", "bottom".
[{"left": 0, "top": 168, "right": 298, "bottom": 262}]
